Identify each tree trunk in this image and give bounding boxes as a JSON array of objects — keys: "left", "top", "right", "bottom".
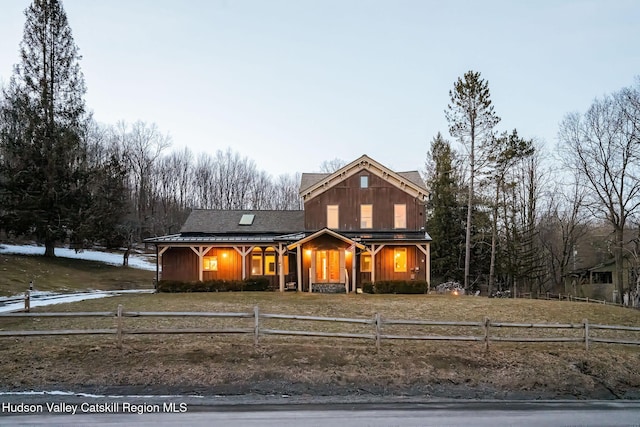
[
  {"left": 464, "top": 134, "right": 474, "bottom": 290},
  {"left": 44, "top": 238, "right": 56, "bottom": 257},
  {"left": 615, "top": 227, "right": 625, "bottom": 301},
  {"left": 488, "top": 179, "right": 500, "bottom": 296}
]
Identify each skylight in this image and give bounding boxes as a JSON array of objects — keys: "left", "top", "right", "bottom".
[{"left": 239, "top": 214, "right": 255, "bottom": 225}]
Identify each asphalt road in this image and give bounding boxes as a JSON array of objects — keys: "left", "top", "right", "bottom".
[{"left": 2, "top": 401, "right": 639, "bottom": 426}]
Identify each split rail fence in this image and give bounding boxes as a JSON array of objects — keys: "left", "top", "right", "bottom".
[{"left": 1, "top": 305, "right": 639, "bottom": 351}]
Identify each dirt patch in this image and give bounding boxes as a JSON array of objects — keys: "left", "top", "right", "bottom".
[{"left": 1, "top": 335, "right": 639, "bottom": 400}]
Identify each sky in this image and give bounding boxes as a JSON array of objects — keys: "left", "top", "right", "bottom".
[{"left": 1, "top": 0, "right": 639, "bottom": 177}]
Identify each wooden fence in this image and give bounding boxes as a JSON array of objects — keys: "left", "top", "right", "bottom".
[
  {"left": 1, "top": 305, "right": 639, "bottom": 351},
  {"left": 518, "top": 292, "right": 640, "bottom": 309}
]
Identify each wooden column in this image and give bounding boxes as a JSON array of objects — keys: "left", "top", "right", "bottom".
[
  {"left": 350, "top": 245, "right": 357, "bottom": 293},
  {"left": 416, "top": 243, "right": 430, "bottom": 292},
  {"left": 233, "top": 246, "right": 254, "bottom": 280},
  {"left": 369, "top": 244, "right": 385, "bottom": 284},
  {"left": 296, "top": 247, "right": 303, "bottom": 292},
  {"left": 277, "top": 243, "right": 286, "bottom": 292},
  {"left": 189, "top": 246, "right": 212, "bottom": 282}
]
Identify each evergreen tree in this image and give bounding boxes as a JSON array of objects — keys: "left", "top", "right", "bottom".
[
  {"left": 425, "top": 133, "right": 465, "bottom": 283},
  {"left": 0, "top": 0, "right": 87, "bottom": 256},
  {"left": 445, "top": 70, "right": 500, "bottom": 289}
]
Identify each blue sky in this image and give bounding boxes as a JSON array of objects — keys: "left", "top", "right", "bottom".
[{"left": 1, "top": 0, "right": 639, "bottom": 176}]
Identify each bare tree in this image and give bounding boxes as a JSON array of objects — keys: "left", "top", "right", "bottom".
[
  {"left": 319, "top": 157, "right": 346, "bottom": 173},
  {"left": 558, "top": 82, "right": 640, "bottom": 298}
]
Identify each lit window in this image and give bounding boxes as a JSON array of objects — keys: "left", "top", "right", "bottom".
[
  {"left": 361, "top": 253, "right": 372, "bottom": 272},
  {"left": 265, "top": 252, "right": 276, "bottom": 275},
  {"left": 203, "top": 256, "right": 218, "bottom": 271},
  {"left": 394, "top": 204, "right": 406, "bottom": 229},
  {"left": 361, "top": 204, "right": 372, "bottom": 229},
  {"left": 394, "top": 248, "right": 407, "bottom": 272},
  {"left": 251, "top": 248, "right": 263, "bottom": 275},
  {"left": 360, "top": 175, "right": 369, "bottom": 188},
  {"left": 327, "top": 205, "right": 339, "bottom": 229}
]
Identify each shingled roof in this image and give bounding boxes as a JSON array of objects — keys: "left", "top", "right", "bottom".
[{"left": 181, "top": 209, "right": 305, "bottom": 234}]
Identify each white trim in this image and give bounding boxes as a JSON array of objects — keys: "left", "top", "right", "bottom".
[{"left": 301, "top": 155, "right": 428, "bottom": 201}]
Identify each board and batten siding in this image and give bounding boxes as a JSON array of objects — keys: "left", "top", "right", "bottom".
[
  {"left": 161, "top": 247, "right": 199, "bottom": 281},
  {"left": 373, "top": 246, "right": 425, "bottom": 281},
  {"left": 304, "top": 172, "right": 425, "bottom": 231}
]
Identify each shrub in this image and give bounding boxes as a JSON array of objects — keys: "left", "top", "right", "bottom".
[
  {"left": 361, "top": 280, "right": 429, "bottom": 294},
  {"left": 157, "top": 278, "right": 271, "bottom": 293}
]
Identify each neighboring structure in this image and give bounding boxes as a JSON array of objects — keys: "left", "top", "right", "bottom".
[
  {"left": 565, "top": 257, "right": 638, "bottom": 303},
  {"left": 146, "top": 155, "right": 431, "bottom": 292}
]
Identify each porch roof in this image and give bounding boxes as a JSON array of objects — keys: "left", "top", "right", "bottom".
[
  {"left": 144, "top": 233, "right": 298, "bottom": 245},
  {"left": 286, "top": 228, "right": 366, "bottom": 250}
]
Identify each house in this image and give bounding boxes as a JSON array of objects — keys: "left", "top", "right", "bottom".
[
  {"left": 145, "top": 155, "right": 432, "bottom": 293},
  {"left": 565, "top": 257, "right": 638, "bottom": 302}
]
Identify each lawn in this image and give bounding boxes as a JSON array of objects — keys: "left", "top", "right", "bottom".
[
  {"left": 1, "top": 293, "right": 639, "bottom": 399},
  {"left": 0, "top": 253, "right": 155, "bottom": 296}
]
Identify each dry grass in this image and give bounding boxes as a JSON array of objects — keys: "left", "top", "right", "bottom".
[
  {"left": 1, "top": 293, "right": 639, "bottom": 399},
  {"left": 0, "top": 253, "right": 154, "bottom": 296}
]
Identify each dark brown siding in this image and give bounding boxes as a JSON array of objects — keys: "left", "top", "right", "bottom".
[
  {"left": 374, "top": 246, "right": 426, "bottom": 281},
  {"left": 304, "top": 172, "right": 425, "bottom": 231},
  {"left": 161, "top": 248, "right": 198, "bottom": 281},
  {"left": 202, "top": 248, "right": 242, "bottom": 281}
]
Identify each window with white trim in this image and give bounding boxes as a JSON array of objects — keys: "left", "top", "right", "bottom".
[
  {"left": 327, "top": 205, "right": 339, "bottom": 229},
  {"left": 394, "top": 247, "right": 407, "bottom": 272},
  {"left": 361, "top": 253, "right": 372, "bottom": 272},
  {"left": 361, "top": 204, "right": 372, "bottom": 229},
  {"left": 203, "top": 256, "right": 218, "bottom": 271},
  {"left": 394, "top": 204, "right": 407, "bottom": 229}
]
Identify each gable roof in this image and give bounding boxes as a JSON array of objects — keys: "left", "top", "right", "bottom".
[
  {"left": 299, "top": 154, "right": 428, "bottom": 201},
  {"left": 286, "top": 228, "right": 366, "bottom": 250},
  {"left": 181, "top": 209, "right": 305, "bottom": 234}
]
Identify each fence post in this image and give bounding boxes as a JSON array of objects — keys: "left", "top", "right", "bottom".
[
  {"left": 483, "top": 317, "right": 490, "bottom": 352},
  {"left": 374, "top": 313, "right": 381, "bottom": 351},
  {"left": 583, "top": 318, "right": 589, "bottom": 352},
  {"left": 254, "top": 306, "right": 260, "bottom": 346},
  {"left": 116, "top": 304, "right": 123, "bottom": 349},
  {"left": 24, "top": 290, "right": 30, "bottom": 313}
]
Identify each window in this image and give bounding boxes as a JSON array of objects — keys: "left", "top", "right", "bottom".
[
  {"left": 394, "top": 204, "right": 406, "bottom": 229},
  {"left": 327, "top": 205, "right": 339, "bottom": 229},
  {"left": 239, "top": 214, "right": 255, "bottom": 225},
  {"left": 265, "top": 252, "right": 276, "bottom": 275},
  {"left": 360, "top": 175, "right": 369, "bottom": 188},
  {"left": 360, "top": 253, "right": 372, "bottom": 272},
  {"left": 394, "top": 247, "right": 407, "bottom": 272},
  {"left": 251, "top": 248, "right": 263, "bottom": 275},
  {"left": 361, "top": 204, "right": 372, "bottom": 229},
  {"left": 203, "top": 256, "right": 218, "bottom": 271}
]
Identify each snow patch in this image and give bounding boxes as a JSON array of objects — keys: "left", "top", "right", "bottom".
[{"left": 0, "top": 244, "right": 156, "bottom": 271}]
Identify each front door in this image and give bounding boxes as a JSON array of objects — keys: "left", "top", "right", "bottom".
[{"left": 315, "top": 250, "right": 340, "bottom": 283}]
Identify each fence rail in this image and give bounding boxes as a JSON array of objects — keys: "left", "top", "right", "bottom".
[{"left": 1, "top": 305, "right": 639, "bottom": 351}]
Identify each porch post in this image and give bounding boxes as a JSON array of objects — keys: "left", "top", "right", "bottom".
[
  {"left": 296, "top": 247, "right": 303, "bottom": 292},
  {"left": 371, "top": 244, "right": 376, "bottom": 284},
  {"left": 277, "top": 243, "right": 285, "bottom": 292},
  {"left": 426, "top": 242, "right": 431, "bottom": 293},
  {"left": 233, "top": 246, "right": 254, "bottom": 280},
  {"left": 351, "top": 245, "right": 357, "bottom": 293}
]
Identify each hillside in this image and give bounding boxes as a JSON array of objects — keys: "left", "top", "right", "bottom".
[{"left": 0, "top": 253, "right": 155, "bottom": 297}]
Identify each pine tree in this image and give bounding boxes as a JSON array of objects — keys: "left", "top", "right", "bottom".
[
  {"left": 425, "top": 133, "right": 465, "bottom": 283},
  {"left": 446, "top": 71, "right": 500, "bottom": 290},
  {"left": 0, "top": 0, "right": 87, "bottom": 256}
]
